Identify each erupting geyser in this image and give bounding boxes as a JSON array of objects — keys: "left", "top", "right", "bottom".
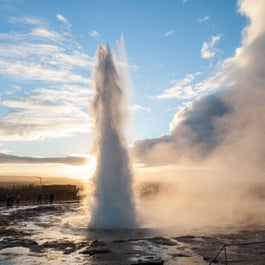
[{"left": 90, "top": 44, "right": 136, "bottom": 229}]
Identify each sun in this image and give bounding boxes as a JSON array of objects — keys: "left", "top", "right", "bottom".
[{"left": 60, "top": 155, "right": 97, "bottom": 181}]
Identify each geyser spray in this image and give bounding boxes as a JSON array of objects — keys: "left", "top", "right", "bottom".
[{"left": 90, "top": 45, "right": 136, "bottom": 229}]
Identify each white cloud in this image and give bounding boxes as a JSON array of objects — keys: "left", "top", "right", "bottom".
[
  {"left": 157, "top": 72, "right": 202, "bottom": 99},
  {"left": 0, "top": 58, "right": 90, "bottom": 83},
  {"left": 33, "top": 85, "right": 94, "bottom": 106},
  {"left": 90, "top": 30, "right": 100, "bottom": 38},
  {"left": 130, "top": 64, "right": 139, "bottom": 71},
  {"left": 0, "top": 33, "right": 93, "bottom": 83},
  {"left": 0, "top": 15, "right": 95, "bottom": 141},
  {"left": 56, "top": 14, "right": 72, "bottom": 30},
  {"left": 31, "top": 28, "right": 60, "bottom": 41},
  {"left": 0, "top": 85, "right": 94, "bottom": 140},
  {"left": 0, "top": 27, "right": 61, "bottom": 43},
  {"left": 9, "top": 16, "right": 43, "bottom": 25},
  {"left": 164, "top": 29, "right": 174, "bottom": 37},
  {"left": 157, "top": 56, "right": 231, "bottom": 100},
  {"left": 197, "top": 15, "right": 210, "bottom": 23},
  {"left": 201, "top": 34, "right": 222, "bottom": 58},
  {"left": 130, "top": 104, "right": 151, "bottom": 112},
  {"left": 195, "top": 69, "right": 230, "bottom": 92}
]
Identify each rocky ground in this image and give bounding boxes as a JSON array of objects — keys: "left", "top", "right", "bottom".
[{"left": 1, "top": 203, "right": 265, "bottom": 264}]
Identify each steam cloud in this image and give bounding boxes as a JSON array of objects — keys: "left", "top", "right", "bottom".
[
  {"left": 89, "top": 44, "right": 136, "bottom": 229},
  {"left": 133, "top": 0, "right": 265, "bottom": 173},
  {"left": 133, "top": 0, "right": 265, "bottom": 229}
]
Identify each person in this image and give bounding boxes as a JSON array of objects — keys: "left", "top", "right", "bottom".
[
  {"left": 38, "top": 194, "right": 42, "bottom": 204},
  {"left": 6, "top": 194, "right": 11, "bottom": 207},
  {"left": 16, "top": 194, "right": 20, "bottom": 207},
  {"left": 10, "top": 194, "right": 14, "bottom": 205},
  {"left": 49, "top": 194, "right": 54, "bottom": 204},
  {"left": 45, "top": 194, "right": 49, "bottom": 204}
]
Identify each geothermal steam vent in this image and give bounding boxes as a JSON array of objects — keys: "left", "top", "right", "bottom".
[{"left": 90, "top": 45, "right": 136, "bottom": 229}]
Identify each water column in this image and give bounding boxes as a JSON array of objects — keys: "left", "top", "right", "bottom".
[{"left": 90, "top": 45, "right": 136, "bottom": 229}]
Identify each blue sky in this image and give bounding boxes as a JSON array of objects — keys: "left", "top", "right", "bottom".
[{"left": 0, "top": 0, "right": 251, "bottom": 179}]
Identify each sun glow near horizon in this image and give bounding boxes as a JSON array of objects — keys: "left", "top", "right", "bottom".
[{"left": 60, "top": 155, "right": 97, "bottom": 181}]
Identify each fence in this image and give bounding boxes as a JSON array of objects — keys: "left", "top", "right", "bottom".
[{"left": 209, "top": 241, "right": 265, "bottom": 264}]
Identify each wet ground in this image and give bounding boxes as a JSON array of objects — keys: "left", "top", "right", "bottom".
[{"left": 1, "top": 203, "right": 265, "bottom": 264}]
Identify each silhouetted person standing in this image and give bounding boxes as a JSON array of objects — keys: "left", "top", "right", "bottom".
[
  {"left": 45, "top": 194, "right": 49, "bottom": 204},
  {"left": 16, "top": 194, "right": 20, "bottom": 207},
  {"left": 38, "top": 194, "right": 42, "bottom": 204},
  {"left": 50, "top": 194, "right": 54, "bottom": 204},
  {"left": 6, "top": 194, "right": 12, "bottom": 207}
]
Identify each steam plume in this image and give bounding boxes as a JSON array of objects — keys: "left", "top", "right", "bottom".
[
  {"left": 132, "top": 0, "right": 265, "bottom": 229},
  {"left": 133, "top": 0, "right": 265, "bottom": 173}
]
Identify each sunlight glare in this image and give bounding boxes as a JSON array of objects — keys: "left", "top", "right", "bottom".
[{"left": 61, "top": 155, "right": 97, "bottom": 181}]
